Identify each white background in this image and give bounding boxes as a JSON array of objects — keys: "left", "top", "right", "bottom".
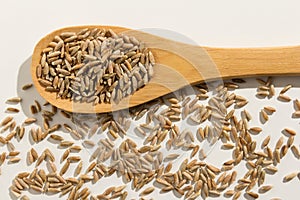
[{"left": 0, "top": 0, "right": 300, "bottom": 199}]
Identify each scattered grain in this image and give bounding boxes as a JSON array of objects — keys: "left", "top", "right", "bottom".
[
  {"left": 246, "top": 191, "right": 259, "bottom": 199},
  {"left": 1, "top": 116, "right": 13, "bottom": 126},
  {"left": 6, "top": 107, "right": 20, "bottom": 113},
  {"left": 259, "top": 185, "right": 273, "bottom": 193},
  {"left": 280, "top": 84, "right": 292, "bottom": 94},
  {"left": 283, "top": 172, "right": 298, "bottom": 182},
  {"left": 291, "top": 145, "right": 300, "bottom": 159},
  {"left": 9, "top": 157, "right": 21, "bottom": 163},
  {"left": 283, "top": 128, "right": 296, "bottom": 136},
  {"left": 260, "top": 109, "right": 269, "bottom": 121},
  {"left": 22, "top": 83, "right": 33, "bottom": 90},
  {"left": 140, "top": 187, "right": 155, "bottom": 196},
  {"left": 264, "top": 106, "right": 276, "bottom": 113},
  {"left": 6, "top": 97, "right": 22, "bottom": 103},
  {"left": 24, "top": 118, "right": 37, "bottom": 125},
  {"left": 163, "top": 154, "right": 180, "bottom": 162},
  {"left": 262, "top": 135, "right": 271, "bottom": 148},
  {"left": 278, "top": 94, "right": 291, "bottom": 102}
]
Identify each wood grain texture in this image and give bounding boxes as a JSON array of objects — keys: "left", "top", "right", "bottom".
[{"left": 31, "top": 25, "right": 300, "bottom": 113}]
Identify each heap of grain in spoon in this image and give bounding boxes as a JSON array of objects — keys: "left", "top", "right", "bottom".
[{"left": 36, "top": 28, "right": 155, "bottom": 104}]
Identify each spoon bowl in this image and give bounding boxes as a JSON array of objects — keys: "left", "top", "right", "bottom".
[{"left": 31, "top": 25, "right": 300, "bottom": 113}]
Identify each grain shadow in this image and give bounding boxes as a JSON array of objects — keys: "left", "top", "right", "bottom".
[
  {"left": 16, "top": 57, "right": 73, "bottom": 133},
  {"left": 17, "top": 57, "right": 44, "bottom": 125}
]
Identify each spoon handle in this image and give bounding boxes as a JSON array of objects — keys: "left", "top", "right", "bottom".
[{"left": 205, "top": 46, "right": 300, "bottom": 79}]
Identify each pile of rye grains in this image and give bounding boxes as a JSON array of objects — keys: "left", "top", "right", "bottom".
[
  {"left": 36, "top": 28, "right": 155, "bottom": 104},
  {"left": 0, "top": 77, "right": 300, "bottom": 200}
]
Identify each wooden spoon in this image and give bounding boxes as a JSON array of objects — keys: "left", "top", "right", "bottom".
[{"left": 31, "top": 25, "right": 300, "bottom": 113}]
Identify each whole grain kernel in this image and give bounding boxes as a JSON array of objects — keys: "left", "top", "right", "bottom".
[
  {"left": 50, "top": 134, "right": 64, "bottom": 141},
  {"left": 294, "top": 99, "right": 300, "bottom": 110},
  {"left": 69, "top": 145, "right": 82, "bottom": 152},
  {"left": 291, "top": 145, "right": 300, "bottom": 159},
  {"left": 264, "top": 106, "right": 276, "bottom": 113},
  {"left": 283, "top": 172, "right": 298, "bottom": 182},
  {"left": 1, "top": 116, "right": 13, "bottom": 127},
  {"left": 74, "top": 161, "right": 83, "bottom": 176},
  {"left": 246, "top": 191, "right": 259, "bottom": 199},
  {"left": 30, "top": 105, "right": 38, "bottom": 114},
  {"left": 257, "top": 91, "right": 269, "bottom": 96},
  {"left": 9, "top": 157, "right": 21, "bottom": 163},
  {"left": 274, "top": 149, "right": 281, "bottom": 163},
  {"left": 190, "top": 145, "right": 199, "bottom": 158},
  {"left": 283, "top": 128, "right": 296, "bottom": 136},
  {"left": 22, "top": 83, "right": 33, "bottom": 90},
  {"left": 6, "top": 97, "right": 22, "bottom": 103},
  {"left": 0, "top": 152, "right": 6, "bottom": 165},
  {"left": 0, "top": 136, "right": 7, "bottom": 144},
  {"left": 24, "top": 118, "right": 37, "bottom": 125},
  {"left": 163, "top": 154, "right": 180, "bottom": 162},
  {"left": 60, "top": 140, "right": 74, "bottom": 147},
  {"left": 45, "top": 149, "right": 55, "bottom": 161},
  {"left": 260, "top": 109, "right": 269, "bottom": 121},
  {"left": 265, "top": 166, "right": 278, "bottom": 174},
  {"left": 278, "top": 94, "right": 291, "bottom": 102},
  {"left": 275, "top": 136, "right": 284, "bottom": 149},
  {"left": 222, "top": 143, "right": 235, "bottom": 149},
  {"left": 293, "top": 110, "right": 300, "bottom": 117},
  {"left": 249, "top": 127, "right": 262, "bottom": 134},
  {"left": 6, "top": 107, "right": 20, "bottom": 113},
  {"left": 209, "top": 190, "right": 220, "bottom": 197},
  {"left": 224, "top": 189, "right": 234, "bottom": 197},
  {"left": 232, "top": 191, "right": 241, "bottom": 200},
  {"left": 259, "top": 185, "right": 273, "bottom": 193},
  {"left": 68, "top": 156, "right": 81, "bottom": 163},
  {"left": 140, "top": 187, "right": 155, "bottom": 196},
  {"left": 258, "top": 85, "right": 269, "bottom": 91},
  {"left": 280, "top": 145, "right": 288, "bottom": 157},
  {"left": 269, "top": 84, "right": 275, "bottom": 96},
  {"left": 286, "top": 136, "right": 295, "bottom": 147},
  {"left": 8, "top": 151, "right": 20, "bottom": 157},
  {"left": 261, "top": 135, "right": 271, "bottom": 148},
  {"left": 280, "top": 84, "right": 292, "bottom": 94},
  {"left": 60, "top": 160, "right": 70, "bottom": 175}
]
